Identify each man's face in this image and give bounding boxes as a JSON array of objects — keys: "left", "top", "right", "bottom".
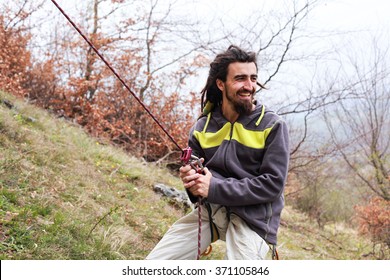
[{"left": 217, "top": 62, "right": 258, "bottom": 116}]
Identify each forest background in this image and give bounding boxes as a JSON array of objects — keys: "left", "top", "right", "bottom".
[{"left": 0, "top": 0, "right": 389, "bottom": 259}]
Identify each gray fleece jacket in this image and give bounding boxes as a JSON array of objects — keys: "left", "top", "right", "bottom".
[{"left": 187, "top": 103, "right": 289, "bottom": 245}]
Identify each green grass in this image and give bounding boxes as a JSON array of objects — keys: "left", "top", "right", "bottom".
[{"left": 0, "top": 90, "right": 386, "bottom": 260}]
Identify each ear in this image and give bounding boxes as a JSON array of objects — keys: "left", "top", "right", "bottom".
[{"left": 216, "top": 79, "right": 224, "bottom": 92}]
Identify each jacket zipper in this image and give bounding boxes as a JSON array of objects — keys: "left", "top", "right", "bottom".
[{"left": 223, "top": 122, "right": 235, "bottom": 174}]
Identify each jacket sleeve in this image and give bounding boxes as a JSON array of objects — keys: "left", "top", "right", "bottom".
[{"left": 206, "top": 120, "right": 289, "bottom": 206}]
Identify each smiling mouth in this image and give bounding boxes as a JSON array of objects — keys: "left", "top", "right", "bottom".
[{"left": 237, "top": 91, "right": 252, "bottom": 98}]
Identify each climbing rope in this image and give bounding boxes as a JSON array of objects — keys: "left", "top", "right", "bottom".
[
  {"left": 50, "top": 0, "right": 182, "bottom": 153},
  {"left": 181, "top": 148, "right": 205, "bottom": 260},
  {"left": 196, "top": 199, "right": 202, "bottom": 260},
  {"left": 51, "top": 0, "right": 206, "bottom": 260}
]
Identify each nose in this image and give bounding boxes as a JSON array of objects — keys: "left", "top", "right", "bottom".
[{"left": 242, "top": 78, "right": 255, "bottom": 91}]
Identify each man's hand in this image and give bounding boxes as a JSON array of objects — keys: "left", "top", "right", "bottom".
[{"left": 179, "top": 160, "right": 212, "bottom": 198}]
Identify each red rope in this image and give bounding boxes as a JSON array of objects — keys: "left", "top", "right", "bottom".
[
  {"left": 51, "top": 0, "right": 205, "bottom": 260},
  {"left": 196, "top": 199, "right": 202, "bottom": 260},
  {"left": 50, "top": 0, "right": 183, "bottom": 152}
]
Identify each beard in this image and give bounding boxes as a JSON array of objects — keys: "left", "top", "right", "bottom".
[{"left": 225, "top": 88, "right": 255, "bottom": 115}]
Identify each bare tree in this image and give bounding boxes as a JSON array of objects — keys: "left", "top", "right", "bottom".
[
  {"left": 199, "top": 0, "right": 346, "bottom": 173},
  {"left": 323, "top": 36, "right": 390, "bottom": 200}
]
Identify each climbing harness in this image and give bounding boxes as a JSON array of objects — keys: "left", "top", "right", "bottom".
[{"left": 51, "top": 1, "right": 209, "bottom": 259}]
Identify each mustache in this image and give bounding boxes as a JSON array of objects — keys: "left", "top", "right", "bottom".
[{"left": 237, "top": 88, "right": 256, "bottom": 95}]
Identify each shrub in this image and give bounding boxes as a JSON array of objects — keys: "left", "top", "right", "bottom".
[{"left": 355, "top": 197, "right": 390, "bottom": 250}]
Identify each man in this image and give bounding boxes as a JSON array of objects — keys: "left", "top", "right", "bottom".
[{"left": 146, "top": 45, "right": 289, "bottom": 260}]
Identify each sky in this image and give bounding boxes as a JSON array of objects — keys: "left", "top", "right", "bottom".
[
  {"left": 310, "top": 0, "right": 390, "bottom": 31},
  {"left": 44, "top": 0, "right": 390, "bottom": 34},
  {"left": 42, "top": 0, "right": 390, "bottom": 56},
  {"left": 181, "top": 0, "right": 389, "bottom": 31}
]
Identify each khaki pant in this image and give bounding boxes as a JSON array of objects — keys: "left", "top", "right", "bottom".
[{"left": 146, "top": 203, "right": 269, "bottom": 260}]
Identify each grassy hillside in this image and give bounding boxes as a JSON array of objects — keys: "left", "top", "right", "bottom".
[{"left": 0, "top": 91, "right": 381, "bottom": 260}]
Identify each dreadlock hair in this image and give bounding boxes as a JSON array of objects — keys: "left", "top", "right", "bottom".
[{"left": 200, "top": 45, "right": 265, "bottom": 115}]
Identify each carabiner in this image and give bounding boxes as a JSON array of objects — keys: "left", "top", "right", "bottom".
[
  {"left": 190, "top": 154, "right": 204, "bottom": 174},
  {"left": 181, "top": 147, "right": 204, "bottom": 174}
]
